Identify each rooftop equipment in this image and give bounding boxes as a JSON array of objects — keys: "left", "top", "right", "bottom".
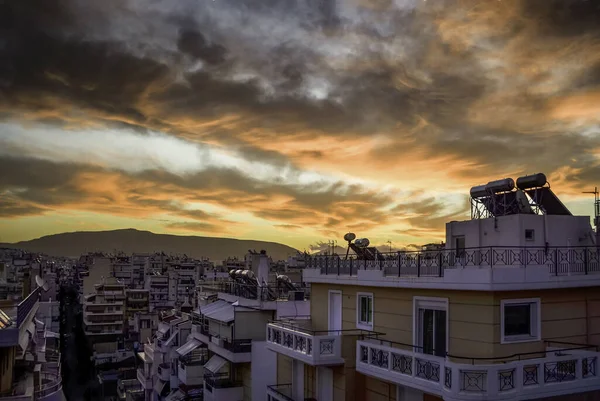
[{"left": 470, "top": 173, "right": 571, "bottom": 219}]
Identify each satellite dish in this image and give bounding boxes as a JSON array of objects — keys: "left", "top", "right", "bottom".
[
  {"left": 343, "top": 232, "right": 356, "bottom": 242},
  {"left": 35, "top": 275, "right": 49, "bottom": 292}
]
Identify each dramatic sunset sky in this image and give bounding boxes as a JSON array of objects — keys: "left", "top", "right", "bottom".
[{"left": 1, "top": 0, "right": 599, "bottom": 251}]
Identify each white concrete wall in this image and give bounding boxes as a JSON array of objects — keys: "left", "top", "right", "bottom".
[
  {"left": 446, "top": 214, "right": 595, "bottom": 249},
  {"left": 251, "top": 341, "right": 276, "bottom": 401},
  {"left": 177, "top": 363, "right": 204, "bottom": 386}
]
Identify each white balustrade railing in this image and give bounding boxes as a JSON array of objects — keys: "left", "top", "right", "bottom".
[
  {"left": 356, "top": 340, "right": 600, "bottom": 401},
  {"left": 266, "top": 323, "right": 344, "bottom": 366}
]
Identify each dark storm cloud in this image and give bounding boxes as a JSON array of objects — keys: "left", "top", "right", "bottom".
[
  {"left": 0, "top": 0, "right": 486, "bottom": 136},
  {"left": 523, "top": 0, "right": 600, "bottom": 38}
]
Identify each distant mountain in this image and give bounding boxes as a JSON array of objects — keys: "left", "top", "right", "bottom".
[{"left": 0, "top": 228, "right": 299, "bottom": 261}]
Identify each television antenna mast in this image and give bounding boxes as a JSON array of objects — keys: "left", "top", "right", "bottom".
[{"left": 386, "top": 240, "right": 392, "bottom": 253}]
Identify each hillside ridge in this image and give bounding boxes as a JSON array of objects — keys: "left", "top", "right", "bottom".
[{"left": 0, "top": 228, "right": 299, "bottom": 261}]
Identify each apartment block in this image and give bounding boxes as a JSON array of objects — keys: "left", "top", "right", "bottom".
[
  {"left": 84, "top": 281, "right": 128, "bottom": 364},
  {"left": 137, "top": 311, "right": 192, "bottom": 401},
  {"left": 267, "top": 174, "right": 600, "bottom": 401},
  {"left": 0, "top": 284, "right": 65, "bottom": 401},
  {"left": 146, "top": 274, "right": 172, "bottom": 311},
  {"left": 186, "top": 250, "right": 310, "bottom": 401}
]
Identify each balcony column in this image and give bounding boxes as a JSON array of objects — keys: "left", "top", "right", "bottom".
[
  {"left": 317, "top": 367, "right": 333, "bottom": 401},
  {"left": 292, "top": 359, "right": 305, "bottom": 401}
]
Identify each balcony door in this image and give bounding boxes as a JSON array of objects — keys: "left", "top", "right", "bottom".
[
  {"left": 328, "top": 290, "right": 342, "bottom": 334},
  {"left": 414, "top": 297, "right": 448, "bottom": 358}
]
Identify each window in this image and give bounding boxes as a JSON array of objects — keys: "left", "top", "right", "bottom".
[
  {"left": 356, "top": 293, "right": 373, "bottom": 330},
  {"left": 525, "top": 229, "right": 535, "bottom": 241},
  {"left": 501, "top": 298, "right": 541, "bottom": 344},
  {"left": 414, "top": 297, "right": 448, "bottom": 357}
]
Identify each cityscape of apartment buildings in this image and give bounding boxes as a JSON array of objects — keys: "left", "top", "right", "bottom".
[{"left": 0, "top": 173, "right": 599, "bottom": 401}]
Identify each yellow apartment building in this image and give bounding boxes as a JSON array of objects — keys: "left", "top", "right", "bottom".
[{"left": 266, "top": 174, "right": 600, "bottom": 401}]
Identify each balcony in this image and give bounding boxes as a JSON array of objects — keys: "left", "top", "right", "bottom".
[
  {"left": 191, "top": 324, "right": 252, "bottom": 363},
  {"left": 356, "top": 339, "right": 600, "bottom": 401},
  {"left": 178, "top": 358, "right": 205, "bottom": 386},
  {"left": 207, "top": 337, "right": 252, "bottom": 363},
  {"left": 117, "top": 379, "right": 141, "bottom": 400},
  {"left": 267, "top": 321, "right": 368, "bottom": 366},
  {"left": 267, "top": 384, "right": 293, "bottom": 401},
  {"left": 303, "top": 246, "right": 600, "bottom": 291},
  {"left": 203, "top": 374, "right": 243, "bottom": 401},
  {"left": 0, "top": 365, "right": 63, "bottom": 401},
  {"left": 136, "top": 368, "right": 152, "bottom": 390}
]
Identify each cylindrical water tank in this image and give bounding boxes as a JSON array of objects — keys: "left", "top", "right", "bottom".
[
  {"left": 277, "top": 275, "right": 291, "bottom": 284},
  {"left": 485, "top": 178, "right": 515, "bottom": 194},
  {"left": 343, "top": 232, "right": 356, "bottom": 242},
  {"left": 516, "top": 173, "right": 547, "bottom": 190},
  {"left": 234, "top": 269, "right": 244, "bottom": 278},
  {"left": 229, "top": 269, "right": 237, "bottom": 278},
  {"left": 242, "top": 270, "right": 255, "bottom": 280},
  {"left": 355, "top": 238, "right": 370, "bottom": 248},
  {"left": 469, "top": 184, "right": 489, "bottom": 199}
]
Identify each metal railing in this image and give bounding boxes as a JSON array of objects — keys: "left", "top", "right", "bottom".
[
  {"left": 308, "top": 246, "right": 600, "bottom": 277},
  {"left": 267, "top": 384, "right": 294, "bottom": 401},
  {"left": 204, "top": 373, "right": 243, "bottom": 391},
  {"left": 222, "top": 338, "right": 252, "bottom": 353},
  {"left": 34, "top": 366, "right": 63, "bottom": 399},
  {"left": 204, "top": 281, "right": 310, "bottom": 301}
]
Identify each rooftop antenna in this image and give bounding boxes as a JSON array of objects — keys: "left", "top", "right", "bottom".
[{"left": 386, "top": 240, "right": 392, "bottom": 253}]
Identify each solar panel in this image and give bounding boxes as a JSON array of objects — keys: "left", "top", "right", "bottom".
[
  {"left": 0, "top": 309, "right": 14, "bottom": 329},
  {"left": 525, "top": 188, "right": 572, "bottom": 216}
]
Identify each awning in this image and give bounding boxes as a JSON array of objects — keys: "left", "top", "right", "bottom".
[
  {"left": 163, "top": 329, "right": 178, "bottom": 348},
  {"left": 201, "top": 300, "right": 234, "bottom": 323},
  {"left": 204, "top": 354, "right": 227, "bottom": 374},
  {"left": 175, "top": 338, "right": 201, "bottom": 357},
  {"left": 44, "top": 330, "right": 60, "bottom": 339},
  {"left": 157, "top": 322, "right": 170, "bottom": 335},
  {"left": 200, "top": 300, "right": 228, "bottom": 314},
  {"left": 153, "top": 379, "right": 167, "bottom": 394},
  {"left": 165, "top": 389, "right": 185, "bottom": 401}
]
